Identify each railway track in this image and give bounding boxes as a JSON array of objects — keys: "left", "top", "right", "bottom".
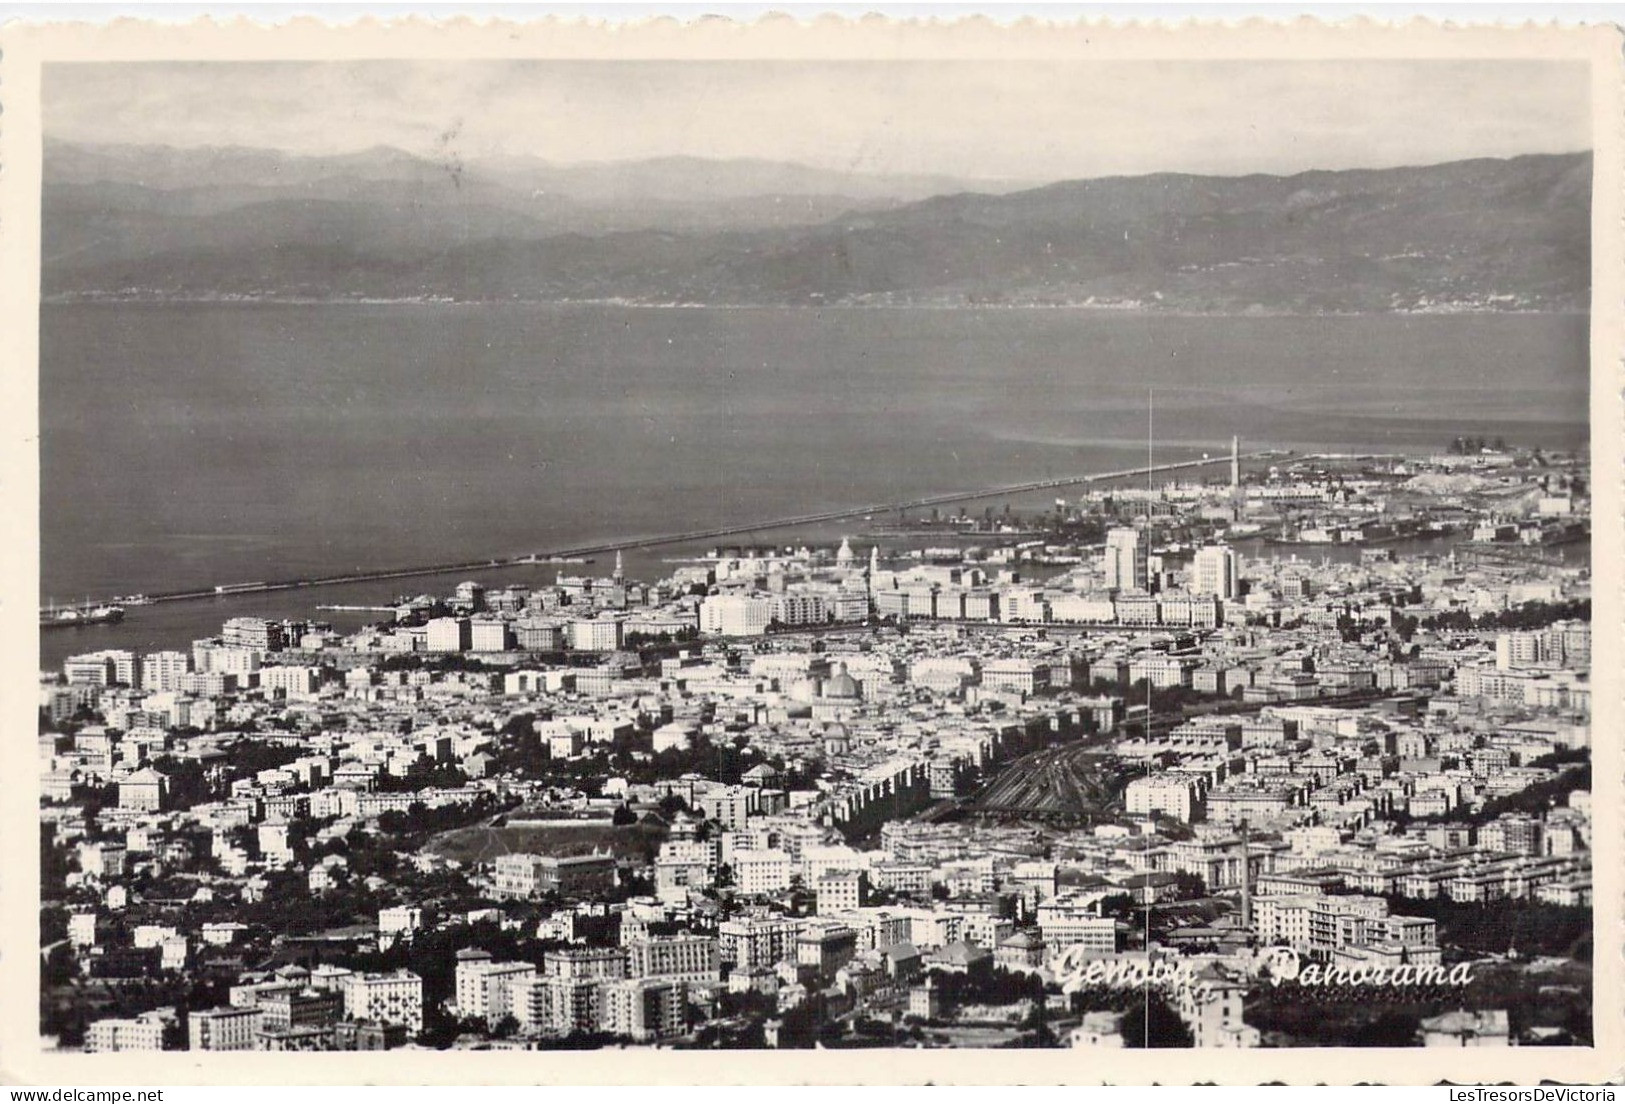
[
  {"left": 968, "top": 689, "right": 1397, "bottom": 819},
  {"left": 972, "top": 739, "right": 1126, "bottom": 817}
]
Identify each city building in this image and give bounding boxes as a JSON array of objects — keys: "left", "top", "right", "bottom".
[
  {"left": 188, "top": 1006, "right": 263, "bottom": 1051},
  {"left": 118, "top": 768, "right": 168, "bottom": 812},
  {"left": 85, "top": 1015, "right": 166, "bottom": 1052},
  {"left": 1104, "top": 528, "right": 1149, "bottom": 592},
  {"left": 426, "top": 617, "right": 472, "bottom": 653},
  {"left": 699, "top": 595, "right": 772, "bottom": 637},
  {"left": 598, "top": 978, "right": 687, "bottom": 1042},
  {"left": 1191, "top": 544, "right": 1241, "bottom": 600},
  {"left": 341, "top": 970, "right": 424, "bottom": 1033},
  {"left": 626, "top": 936, "right": 720, "bottom": 983}
]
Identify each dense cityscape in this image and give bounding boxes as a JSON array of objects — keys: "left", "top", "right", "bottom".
[{"left": 40, "top": 442, "right": 1592, "bottom": 1052}]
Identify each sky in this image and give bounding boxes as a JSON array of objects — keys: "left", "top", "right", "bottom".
[{"left": 44, "top": 58, "right": 1591, "bottom": 181}]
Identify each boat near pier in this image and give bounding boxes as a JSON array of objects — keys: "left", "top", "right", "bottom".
[{"left": 40, "top": 601, "right": 125, "bottom": 629}]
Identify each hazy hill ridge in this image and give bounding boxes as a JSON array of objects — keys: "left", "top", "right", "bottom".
[{"left": 43, "top": 143, "right": 1590, "bottom": 312}]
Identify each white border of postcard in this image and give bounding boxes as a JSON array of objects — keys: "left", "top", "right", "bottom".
[{"left": 1, "top": 12, "right": 1620, "bottom": 1086}]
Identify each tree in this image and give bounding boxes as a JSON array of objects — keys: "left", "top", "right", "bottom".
[
  {"left": 1121, "top": 993, "right": 1194, "bottom": 1047},
  {"left": 611, "top": 804, "right": 638, "bottom": 827},
  {"left": 1024, "top": 996, "right": 1059, "bottom": 1048},
  {"left": 41, "top": 941, "right": 76, "bottom": 987},
  {"left": 1349, "top": 1010, "right": 1423, "bottom": 1046}
]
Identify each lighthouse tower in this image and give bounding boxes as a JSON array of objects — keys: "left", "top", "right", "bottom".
[
  {"left": 1230, "top": 436, "right": 1241, "bottom": 491},
  {"left": 612, "top": 549, "right": 624, "bottom": 585}
]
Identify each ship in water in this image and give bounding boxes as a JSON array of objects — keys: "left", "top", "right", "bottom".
[{"left": 40, "top": 600, "right": 126, "bottom": 629}]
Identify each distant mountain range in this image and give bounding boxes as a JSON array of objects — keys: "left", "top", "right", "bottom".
[{"left": 42, "top": 142, "right": 1591, "bottom": 312}]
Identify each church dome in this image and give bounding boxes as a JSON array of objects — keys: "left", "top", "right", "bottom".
[{"left": 823, "top": 662, "right": 861, "bottom": 700}]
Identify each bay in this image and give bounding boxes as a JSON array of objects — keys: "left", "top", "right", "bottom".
[{"left": 39, "top": 303, "right": 1589, "bottom": 667}]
